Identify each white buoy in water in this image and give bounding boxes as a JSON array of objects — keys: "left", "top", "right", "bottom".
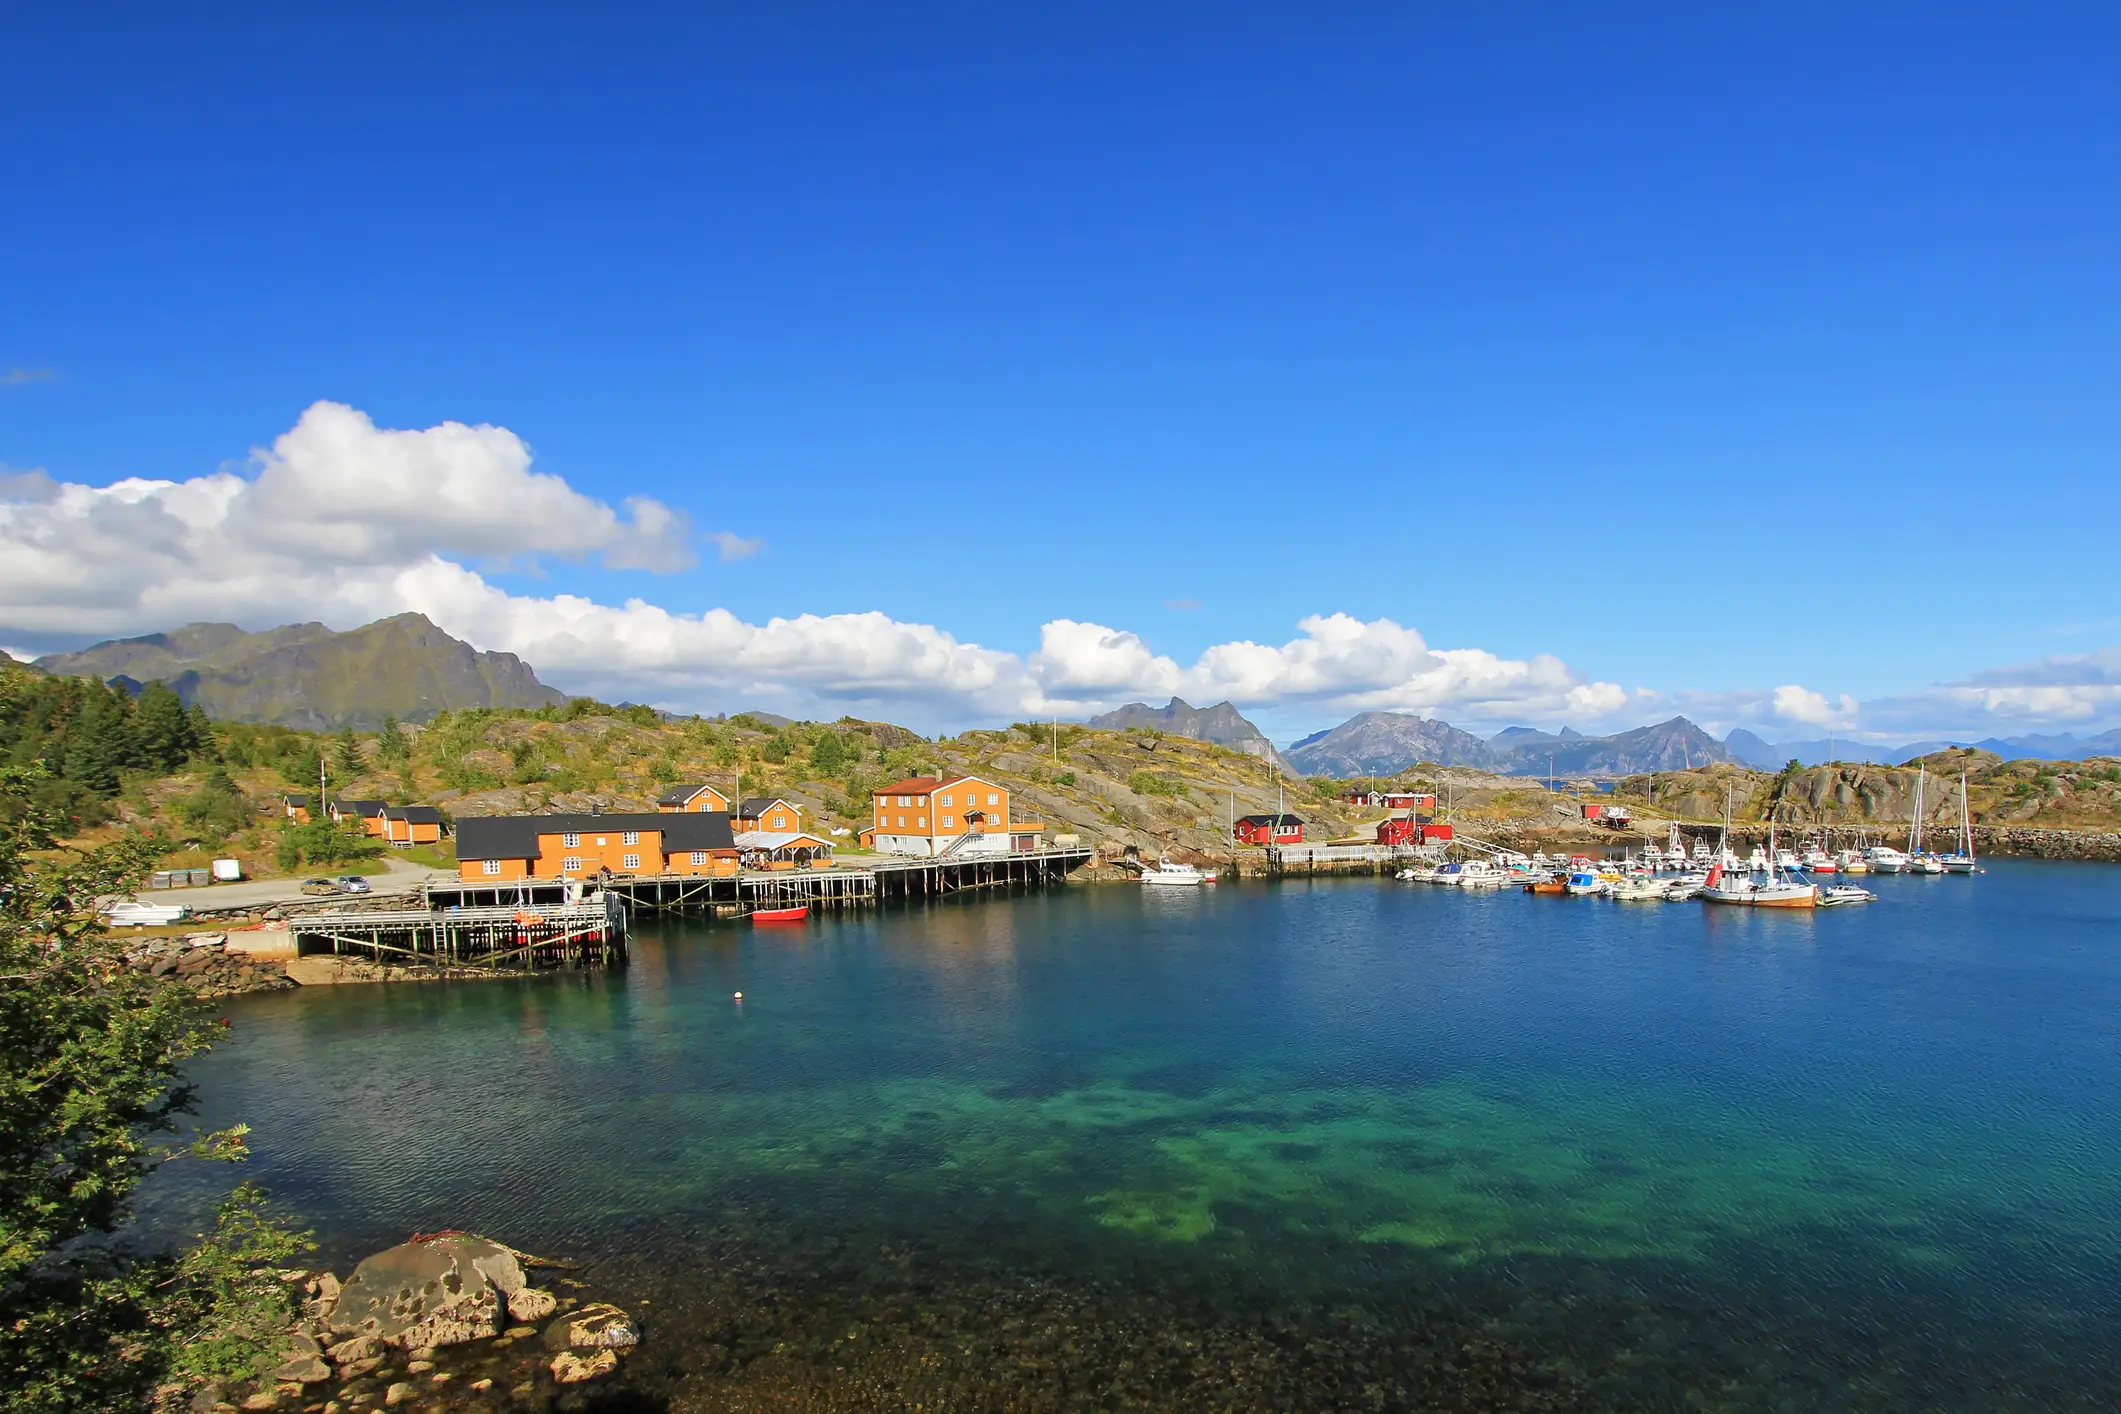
[{"left": 733, "top": 991, "right": 743, "bottom": 1001}]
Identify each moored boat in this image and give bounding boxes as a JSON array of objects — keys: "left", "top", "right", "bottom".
[
  {"left": 1819, "top": 884, "right": 1876, "bottom": 906},
  {"left": 1141, "top": 861, "right": 1212, "bottom": 886},
  {"left": 751, "top": 904, "right": 810, "bottom": 923}
]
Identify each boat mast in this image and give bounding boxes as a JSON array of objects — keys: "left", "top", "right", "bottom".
[
  {"left": 1909, "top": 765, "right": 1925, "bottom": 854},
  {"left": 1960, "top": 770, "right": 1973, "bottom": 863}
]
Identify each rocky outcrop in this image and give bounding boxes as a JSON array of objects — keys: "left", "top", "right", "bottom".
[
  {"left": 328, "top": 1234, "right": 526, "bottom": 1348},
  {"left": 126, "top": 934, "right": 298, "bottom": 998}
]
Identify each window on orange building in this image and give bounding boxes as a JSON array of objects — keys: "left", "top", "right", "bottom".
[
  {"left": 483, "top": 859, "right": 501, "bottom": 875},
  {"left": 691, "top": 851, "right": 706, "bottom": 866},
  {"left": 563, "top": 856, "right": 582, "bottom": 872},
  {"left": 622, "top": 853, "right": 640, "bottom": 870},
  {"left": 562, "top": 832, "right": 580, "bottom": 848},
  {"left": 623, "top": 831, "right": 640, "bottom": 845}
]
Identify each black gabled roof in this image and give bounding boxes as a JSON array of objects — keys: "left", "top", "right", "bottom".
[
  {"left": 655, "top": 784, "right": 723, "bottom": 806},
  {"left": 335, "top": 799, "right": 388, "bottom": 817},
  {"left": 1236, "top": 813, "right": 1305, "bottom": 827},
  {"left": 455, "top": 811, "right": 736, "bottom": 861},
  {"left": 739, "top": 796, "right": 799, "bottom": 816},
  {"left": 387, "top": 805, "right": 444, "bottom": 824}
]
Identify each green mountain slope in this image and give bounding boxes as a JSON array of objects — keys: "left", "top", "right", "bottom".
[{"left": 35, "top": 613, "right": 568, "bottom": 730}]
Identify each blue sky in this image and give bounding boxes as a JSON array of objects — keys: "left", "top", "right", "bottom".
[{"left": 3, "top": 3, "right": 2118, "bottom": 741}]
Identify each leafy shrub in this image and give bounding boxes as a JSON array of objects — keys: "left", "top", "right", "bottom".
[{"left": 1128, "top": 771, "right": 1186, "bottom": 798}]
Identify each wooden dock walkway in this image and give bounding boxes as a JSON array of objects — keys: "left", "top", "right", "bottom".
[
  {"left": 287, "top": 894, "right": 627, "bottom": 971},
  {"left": 423, "top": 847, "right": 1095, "bottom": 916}
]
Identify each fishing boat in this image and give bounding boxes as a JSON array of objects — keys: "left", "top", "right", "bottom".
[
  {"left": 1140, "top": 861, "right": 1212, "bottom": 886},
  {"left": 750, "top": 904, "right": 809, "bottom": 923},
  {"left": 1700, "top": 794, "right": 1817, "bottom": 908},
  {"left": 1835, "top": 849, "right": 1870, "bottom": 874},
  {"left": 1801, "top": 846, "right": 1837, "bottom": 873},
  {"left": 1523, "top": 875, "right": 1568, "bottom": 895},
  {"left": 1564, "top": 870, "right": 1610, "bottom": 897}
]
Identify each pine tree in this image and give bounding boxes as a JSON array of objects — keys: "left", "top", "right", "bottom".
[
  {"left": 376, "top": 715, "right": 410, "bottom": 763},
  {"left": 332, "top": 728, "right": 364, "bottom": 781},
  {"left": 62, "top": 685, "right": 137, "bottom": 794},
  {"left": 135, "top": 681, "right": 194, "bottom": 772}
]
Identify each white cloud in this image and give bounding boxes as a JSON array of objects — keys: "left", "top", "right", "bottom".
[
  {"left": 0, "top": 401, "right": 703, "bottom": 634},
  {"left": 12, "top": 401, "right": 2121, "bottom": 743}
]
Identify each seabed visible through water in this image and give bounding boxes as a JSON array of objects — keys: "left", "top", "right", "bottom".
[{"left": 151, "top": 861, "right": 2121, "bottom": 1411}]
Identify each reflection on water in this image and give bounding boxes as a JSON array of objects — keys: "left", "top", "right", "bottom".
[{"left": 150, "top": 863, "right": 2121, "bottom": 1410}]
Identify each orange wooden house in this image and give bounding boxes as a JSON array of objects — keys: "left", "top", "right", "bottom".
[
  {"left": 656, "top": 784, "right": 731, "bottom": 813},
  {"left": 382, "top": 804, "right": 445, "bottom": 846},
  {"left": 454, "top": 811, "right": 738, "bottom": 882},
  {"left": 868, "top": 775, "right": 1043, "bottom": 857}
]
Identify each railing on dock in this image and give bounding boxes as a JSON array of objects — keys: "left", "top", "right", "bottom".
[
  {"left": 288, "top": 894, "right": 627, "bottom": 971},
  {"left": 419, "top": 847, "right": 1095, "bottom": 917}
]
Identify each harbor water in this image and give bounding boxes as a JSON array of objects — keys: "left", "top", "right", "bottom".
[{"left": 153, "top": 859, "right": 2121, "bottom": 1411}]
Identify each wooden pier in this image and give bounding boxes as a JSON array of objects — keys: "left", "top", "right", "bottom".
[
  {"left": 423, "top": 847, "right": 1095, "bottom": 917},
  {"left": 287, "top": 894, "right": 627, "bottom": 971}
]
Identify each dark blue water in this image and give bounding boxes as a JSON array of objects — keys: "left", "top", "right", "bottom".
[{"left": 154, "top": 861, "right": 2121, "bottom": 1411}]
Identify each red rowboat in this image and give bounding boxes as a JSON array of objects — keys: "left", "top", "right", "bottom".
[{"left": 750, "top": 905, "right": 809, "bottom": 923}]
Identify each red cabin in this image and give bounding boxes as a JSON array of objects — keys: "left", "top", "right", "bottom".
[{"left": 1234, "top": 813, "right": 1305, "bottom": 845}]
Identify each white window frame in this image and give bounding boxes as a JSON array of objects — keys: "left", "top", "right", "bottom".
[
  {"left": 691, "top": 851, "right": 706, "bottom": 866},
  {"left": 939, "top": 793, "right": 952, "bottom": 806},
  {"left": 562, "top": 832, "right": 580, "bottom": 848},
  {"left": 621, "top": 853, "right": 641, "bottom": 870},
  {"left": 942, "top": 815, "right": 954, "bottom": 829},
  {"left": 622, "top": 830, "right": 640, "bottom": 845},
  {"left": 987, "top": 793, "right": 999, "bottom": 805},
  {"left": 482, "top": 859, "right": 501, "bottom": 876},
  {"left": 562, "top": 856, "right": 582, "bottom": 873}
]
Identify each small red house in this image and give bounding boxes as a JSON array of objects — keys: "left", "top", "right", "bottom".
[
  {"left": 1377, "top": 815, "right": 1452, "bottom": 846},
  {"left": 1234, "top": 813, "right": 1305, "bottom": 845},
  {"left": 1382, "top": 791, "right": 1435, "bottom": 812}
]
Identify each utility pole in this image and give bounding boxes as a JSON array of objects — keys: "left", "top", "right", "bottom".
[{"left": 1052, "top": 717, "right": 1058, "bottom": 760}]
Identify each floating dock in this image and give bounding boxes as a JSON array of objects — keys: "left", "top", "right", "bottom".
[{"left": 287, "top": 894, "right": 627, "bottom": 971}]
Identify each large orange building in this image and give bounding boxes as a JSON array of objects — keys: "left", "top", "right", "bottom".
[
  {"left": 454, "top": 812, "right": 738, "bottom": 882},
  {"left": 868, "top": 775, "right": 1042, "bottom": 857}
]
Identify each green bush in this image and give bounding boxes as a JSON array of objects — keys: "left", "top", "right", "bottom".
[{"left": 1128, "top": 771, "right": 1186, "bottom": 798}]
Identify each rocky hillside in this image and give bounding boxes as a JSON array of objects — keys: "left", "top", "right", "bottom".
[
  {"left": 37, "top": 613, "right": 567, "bottom": 730},
  {"left": 1493, "top": 716, "right": 1730, "bottom": 777},
  {"left": 1088, "top": 697, "right": 1294, "bottom": 774}
]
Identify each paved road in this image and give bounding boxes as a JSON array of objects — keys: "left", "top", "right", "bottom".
[{"left": 125, "top": 855, "right": 455, "bottom": 913}]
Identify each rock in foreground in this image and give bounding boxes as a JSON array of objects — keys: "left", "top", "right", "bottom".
[{"left": 328, "top": 1233, "right": 526, "bottom": 1348}]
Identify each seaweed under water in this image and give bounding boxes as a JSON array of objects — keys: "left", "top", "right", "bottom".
[{"left": 149, "top": 863, "right": 2121, "bottom": 1411}]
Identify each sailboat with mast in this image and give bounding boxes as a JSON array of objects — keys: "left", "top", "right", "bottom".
[
  {"left": 1906, "top": 764, "right": 1944, "bottom": 873},
  {"left": 1938, "top": 770, "right": 1977, "bottom": 874}
]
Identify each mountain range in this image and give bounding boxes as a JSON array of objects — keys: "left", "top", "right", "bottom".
[
  {"left": 1283, "top": 712, "right": 1733, "bottom": 778},
  {"left": 1088, "top": 697, "right": 1296, "bottom": 774},
  {"left": 1722, "top": 728, "right": 2121, "bottom": 768},
  {"left": 35, "top": 614, "right": 566, "bottom": 730}
]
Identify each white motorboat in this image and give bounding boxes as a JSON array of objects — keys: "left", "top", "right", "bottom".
[
  {"left": 1864, "top": 846, "right": 1907, "bottom": 874},
  {"left": 103, "top": 900, "right": 189, "bottom": 927},
  {"left": 1906, "top": 854, "right": 1944, "bottom": 876},
  {"left": 1819, "top": 884, "right": 1876, "bottom": 906},
  {"left": 1564, "top": 870, "right": 1610, "bottom": 897},
  {"left": 1611, "top": 877, "right": 1669, "bottom": 901},
  {"left": 1834, "top": 849, "right": 1869, "bottom": 874},
  {"left": 1140, "top": 861, "right": 1213, "bottom": 886}
]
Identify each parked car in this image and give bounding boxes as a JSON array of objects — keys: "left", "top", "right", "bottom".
[
  {"left": 299, "top": 878, "right": 337, "bottom": 896},
  {"left": 104, "top": 900, "right": 189, "bottom": 928},
  {"left": 336, "top": 875, "right": 372, "bottom": 894}
]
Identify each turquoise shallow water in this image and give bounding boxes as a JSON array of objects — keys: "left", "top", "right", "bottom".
[{"left": 152, "top": 861, "right": 2121, "bottom": 1410}]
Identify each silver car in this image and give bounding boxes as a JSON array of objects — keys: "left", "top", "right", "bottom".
[{"left": 335, "top": 875, "right": 373, "bottom": 895}]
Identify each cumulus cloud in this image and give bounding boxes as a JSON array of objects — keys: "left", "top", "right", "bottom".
[
  {"left": 0, "top": 401, "right": 704, "bottom": 634},
  {"left": 13, "top": 401, "right": 2121, "bottom": 741}
]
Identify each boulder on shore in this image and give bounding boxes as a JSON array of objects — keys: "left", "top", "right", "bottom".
[
  {"left": 541, "top": 1301, "right": 639, "bottom": 1350},
  {"left": 326, "top": 1234, "right": 526, "bottom": 1348}
]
